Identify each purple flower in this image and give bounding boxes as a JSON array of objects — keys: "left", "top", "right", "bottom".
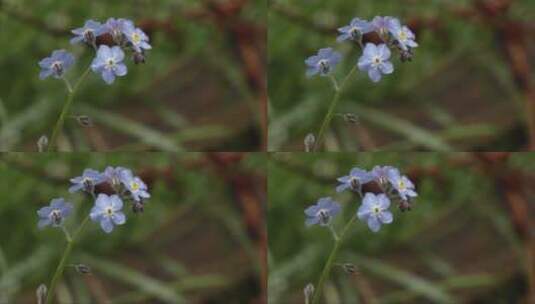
[
  {"left": 103, "top": 166, "right": 129, "bottom": 188},
  {"left": 357, "top": 193, "right": 393, "bottom": 232},
  {"left": 38, "top": 50, "right": 75, "bottom": 80},
  {"left": 358, "top": 43, "right": 393, "bottom": 82},
  {"left": 337, "top": 18, "right": 372, "bottom": 42},
  {"left": 91, "top": 45, "right": 127, "bottom": 84},
  {"left": 70, "top": 20, "right": 105, "bottom": 45},
  {"left": 304, "top": 197, "right": 341, "bottom": 227},
  {"left": 387, "top": 169, "right": 418, "bottom": 201},
  {"left": 305, "top": 48, "right": 342, "bottom": 77},
  {"left": 336, "top": 167, "right": 374, "bottom": 193},
  {"left": 371, "top": 16, "right": 398, "bottom": 38},
  {"left": 389, "top": 19, "right": 418, "bottom": 51},
  {"left": 120, "top": 170, "right": 150, "bottom": 202},
  {"left": 37, "top": 198, "right": 73, "bottom": 229},
  {"left": 69, "top": 168, "right": 106, "bottom": 193},
  {"left": 104, "top": 18, "right": 133, "bottom": 43},
  {"left": 123, "top": 24, "right": 151, "bottom": 53},
  {"left": 371, "top": 165, "right": 396, "bottom": 186},
  {"left": 90, "top": 194, "right": 126, "bottom": 233}
]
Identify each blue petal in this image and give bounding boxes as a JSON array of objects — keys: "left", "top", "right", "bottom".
[
  {"left": 102, "top": 69, "right": 116, "bottom": 84},
  {"left": 100, "top": 218, "right": 114, "bottom": 233},
  {"left": 367, "top": 217, "right": 381, "bottom": 232},
  {"left": 112, "top": 212, "right": 126, "bottom": 225}
]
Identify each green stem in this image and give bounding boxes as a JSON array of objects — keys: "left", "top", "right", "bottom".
[
  {"left": 311, "top": 214, "right": 358, "bottom": 304},
  {"left": 45, "top": 216, "right": 90, "bottom": 304},
  {"left": 314, "top": 64, "right": 359, "bottom": 151},
  {"left": 47, "top": 67, "right": 92, "bottom": 152}
]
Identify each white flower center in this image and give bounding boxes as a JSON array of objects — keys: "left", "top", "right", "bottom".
[
  {"left": 106, "top": 207, "right": 114, "bottom": 217},
  {"left": 106, "top": 58, "right": 116, "bottom": 69},
  {"left": 372, "top": 205, "right": 381, "bottom": 215},
  {"left": 372, "top": 56, "right": 382, "bottom": 67}
]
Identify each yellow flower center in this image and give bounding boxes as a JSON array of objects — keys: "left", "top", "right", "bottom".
[
  {"left": 398, "top": 30, "right": 407, "bottom": 41},
  {"left": 132, "top": 33, "right": 141, "bottom": 44},
  {"left": 131, "top": 182, "right": 140, "bottom": 191}
]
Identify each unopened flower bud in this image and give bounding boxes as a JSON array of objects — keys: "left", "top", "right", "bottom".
[
  {"left": 133, "top": 52, "right": 145, "bottom": 64},
  {"left": 37, "top": 135, "right": 48, "bottom": 152},
  {"left": 343, "top": 113, "right": 359, "bottom": 124},
  {"left": 36, "top": 284, "right": 47, "bottom": 304},
  {"left": 75, "top": 115, "right": 93, "bottom": 127},
  {"left": 304, "top": 283, "right": 314, "bottom": 304},
  {"left": 342, "top": 263, "right": 358, "bottom": 274},
  {"left": 74, "top": 264, "right": 91, "bottom": 274},
  {"left": 304, "top": 133, "right": 315, "bottom": 152},
  {"left": 399, "top": 200, "right": 412, "bottom": 212},
  {"left": 132, "top": 201, "right": 144, "bottom": 214}
]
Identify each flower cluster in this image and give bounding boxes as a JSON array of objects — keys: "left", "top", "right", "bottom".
[
  {"left": 37, "top": 166, "right": 150, "bottom": 234},
  {"left": 305, "top": 165, "right": 417, "bottom": 233},
  {"left": 39, "top": 18, "right": 152, "bottom": 85},
  {"left": 305, "top": 16, "right": 417, "bottom": 82}
]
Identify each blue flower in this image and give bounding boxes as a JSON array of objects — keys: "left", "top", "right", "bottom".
[
  {"left": 69, "top": 168, "right": 106, "bottom": 193},
  {"left": 90, "top": 194, "right": 126, "bottom": 233},
  {"left": 104, "top": 18, "right": 134, "bottom": 43},
  {"left": 371, "top": 16, "right": 398, "bottom": 38},
  {"left": 337, "top": 18, "right": 372, "bottom": 42},
  {"left": 38, "top": 50, "right": 75, "bottom": 80},
  {"left": 371, "top": 165, "right": 396, "bottom": 186},
  {"left": 120, "top": 170, "right": 150, "bottom": 202},
  {"left": 358, "top": 43, "right": 393, "bottom": 82},
  {"left": 387, "top": 169, "right": 418, "bottom": 201},
  {"left": 336, "top": 167, "right": 374, "bottom": 193},
  {"left": 103, "top": 166, "right": 128, "bottom": 188},
  {"left": 37, "top": 198, "right": 73, "bottom": 229},
  {"left": 123, "top": 24, "right": 152, "bottom": 53},
  {"left": 304, "top": 197, "right": 341, "bottom": 227},
  {"left": 91, "top": 45, "right": 127, "bottom": 84},
  {"left": 70, "top": 20, "right": 105, "bottom": 45},
  {"left": 389, "top": 19, "right": 418, "bottom": 51},
  {"left": 305, "top": 48, "right": 342, "bottom": 77},
  {"left": 357, "top": 193, "right": 393, "bottom": 232}
]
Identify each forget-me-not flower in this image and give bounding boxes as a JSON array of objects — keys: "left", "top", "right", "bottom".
[
  {"left": 358, "top": 43, "right": 393, "bottom": 82},
  {"left": 305, "top": 48, "right": 342, "bottom": 77},
  {"left": 337, "top": 18, "right": 372, "bottom": 42},
  {"left": 389, "top": 20, "right": 418, "bottom": 51},
  {"left": 371, "top": 16, "right": 398, "bottom": 38},
  {"left": 91, "top": 45, "right": 127, "bottom": 84},
  {"left": 387, "top": 169, "right": 417, "bottom": 201},
  {"left": 304, "top": 197, "right": 341, "bottom": 227},
  {"left": 37, "top": 198, "right": 73, "bottom": 229},
  {"left": 90, "top": 194, "right": 126, "bottom": 233},
  {"left": 104, "top": 18, "right": 133, "bottom": 43},
  {"left": 123, "top": 24, "right": 151, "bottom": 53},
  {"left": 69, "top": 168, "right": 106, "bottom": 193},
  {"left": 336, "top": 167, "right": 374, "bottom": 193},
  {"left": 38, "top": 50, "right": 75, "bottom": 80},
  {"left": 371, "top": 165, "right": 395, "bottom": 186},
  {"left": 120, "top": 170, "right": 150, "bottom": 201},
  {"left": 70, "top": 20, "right": 105, "bottom": 45},
  {"left": 103, "top": 166, "right": 128, "bottom": 188},
  {"left": 357, "top": 193, "right": 393, "bottom": 232}
]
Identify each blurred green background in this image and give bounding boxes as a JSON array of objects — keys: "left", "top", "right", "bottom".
[
  {"left": 268, "top": 152, "right": 535, "bottom": 303},
  {"left": 0, "top": 152, "right": 266, "bottom": 303},
  {"left": 0, "top": 0, "right": 265, "bottom": 152},
  {"left": 268, "top": 0, "right": 535, "bottom": 151}
]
